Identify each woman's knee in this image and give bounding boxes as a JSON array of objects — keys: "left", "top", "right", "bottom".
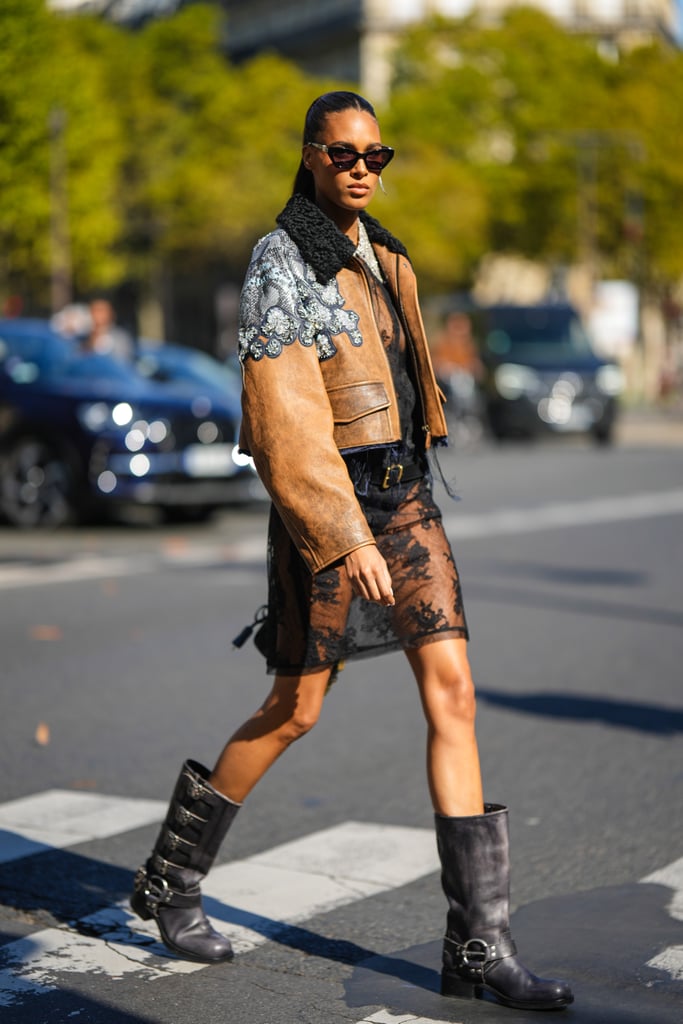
[
  {"left": 265, "top": 672, "right": 328, "bottom": 746},
  {"left": 411, "top": 643, "right": 478, "bottom": 727},
  {"left": 432, "top": 667, "right": 477, "bottom": 725},
  {"left": 278, "top": 704, "right": 321, "bottom": 744}
]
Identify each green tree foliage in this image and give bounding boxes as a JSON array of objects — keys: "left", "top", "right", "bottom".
[
  {"left": 390, "top": 9, "right": 683, "bottom": 292},
  {"left": 117, "top": 6, "right": 319, "bottom": 278},
  {"left": 50, "top": 14, "right": 129, "bottom": 291},
  {"left": 614, "top": 43, "right": 683, "bottom": 290},
  {"left": 0, "top": 1, "right": 128, "bottom": 299},
  {"left": 1, "top": 3, "right": 682, "bottom": 312},
  {"left": 0, "top": 0, "right": 55, "bottom": 291},
  {"left": 0, "top": 3, "right": 319, "bottom": 308}
]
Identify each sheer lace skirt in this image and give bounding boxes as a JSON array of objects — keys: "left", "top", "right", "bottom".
[{"left": 254, "top": 478, "right": 468, "bottom": 677}]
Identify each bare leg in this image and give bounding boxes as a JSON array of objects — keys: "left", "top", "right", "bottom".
[
  {"left": 406, "top": 637, "right": 484, "bottom": 817},
  {"left": 407, "top": 640, "right": 573, "bottom": 1008},
  {"left": 209, "top": 667, "right": 333, "bottom": 803},
  {"left": 131, "top": 667, "right": 331, "bottom": 963}
]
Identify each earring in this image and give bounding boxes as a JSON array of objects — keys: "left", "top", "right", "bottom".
[{"left": 379, "top": 176, "right": 387, "bottom": 195}]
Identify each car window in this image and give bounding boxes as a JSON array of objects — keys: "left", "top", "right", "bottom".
[
  {"left": 0, "top": 329, "right": 73, "bottom": 382},
  {"left": 0, "top": 328, "right": 143, "bottom": 386},
  {"left": 136, "top": 345, "right": 240, "bottom": 395},
  {"left": 60, "top": 353, "right": 139, "bottom": 383},
  {"left": 481, "top": 308, "right": 595, "bottom": 360}
]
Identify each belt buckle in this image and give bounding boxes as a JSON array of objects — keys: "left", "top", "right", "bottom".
[{"left": 382, "top": 463, "right": 403, "bottom": 489}]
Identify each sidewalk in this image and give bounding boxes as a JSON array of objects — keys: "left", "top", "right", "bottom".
[{"left": 616, "top": 402, "right": 683, "bottom": 448}]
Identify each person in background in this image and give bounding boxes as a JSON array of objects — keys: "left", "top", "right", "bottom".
[
  {"left": 2, "top": 295, "right": 24, "bottom": 318},
  {"left": 130, "top": 91, "right": 574, "bottom": 1012},
  {"left": 82, "top": 297, "right": 133, "bottom": 361},
  {"left": 51, "top": 302, "right": 92, "bottom": 342}
]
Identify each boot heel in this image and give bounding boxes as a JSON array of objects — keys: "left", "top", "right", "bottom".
[
  {"left": 130, "top": 888, "right": 153, "bottom": 921},
  {"left": 128, "top": 761, "right": 240, "bottom": 963},
  {"left": 441, "top": 970, "right": 476, "bottom": 999}
]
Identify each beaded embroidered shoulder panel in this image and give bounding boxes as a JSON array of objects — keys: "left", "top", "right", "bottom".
[{"left": 239, "top": 230, "right": 363, "bottom": 363}]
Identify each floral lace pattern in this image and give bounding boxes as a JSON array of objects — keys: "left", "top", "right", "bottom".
[
  {"left": 239, "top": 230, "right": 363, "bottom": 363},
  {"left": 254, "top": 479, "right": 468, "bottom": 677},
  {"left": 245, "top": 232, "right": 465, "bottom": 678}
]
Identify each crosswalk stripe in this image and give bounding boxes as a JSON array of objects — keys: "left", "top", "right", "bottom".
[
  {"left": 641, "top": 855, "right": 683, "bottom": 920},
  {"left": 0, "top": 807, "right": 439, "bottom": 1005},
  {"left": 1, "top": 789, "right": 682, "bottom": 1014},
  {"left": 0, "top": 790, "right": 166, "bottom": 864},
  {"left": 640, "top": 856, "right": 683, "bottom": 980}
]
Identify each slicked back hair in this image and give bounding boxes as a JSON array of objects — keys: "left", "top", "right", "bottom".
[{"left": 292, "top": 91, "right": 378, "bottom": 200}]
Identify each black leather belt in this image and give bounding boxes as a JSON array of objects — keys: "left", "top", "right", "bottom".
[{"left": 369, "top": 460, "right": 424, "bottom": 489}]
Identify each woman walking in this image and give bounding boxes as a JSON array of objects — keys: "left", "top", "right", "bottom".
[{"left": 131, "top": 91, "right": 573, "bottom": 1011}]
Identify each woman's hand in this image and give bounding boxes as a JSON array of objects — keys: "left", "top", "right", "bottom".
[{"left": 344, "top": 545, "right": 395, "bottom": 606}]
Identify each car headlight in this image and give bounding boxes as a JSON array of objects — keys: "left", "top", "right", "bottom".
[
  {"left": 595, "top": 364, "right": 625, "bottom": 396},
  {"left": 494, "top": 363, "right": 540, "bottom": 400},
  {"left": 77, "top": 401, "right": 135, "bottom": 432}
]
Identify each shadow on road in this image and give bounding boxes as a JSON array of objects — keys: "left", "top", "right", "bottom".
[
  {"left": 476, "top": 689, "right": 683, "bottom": 735},
  {"left": 346, "top": 882, "right": 683, "bottom": 1023},
  {"left": 1, "top": 842, "right": 681, "bottom": 1023},
  {"left": 0, "top": 986, "right": 160, "bottom": 1024}
]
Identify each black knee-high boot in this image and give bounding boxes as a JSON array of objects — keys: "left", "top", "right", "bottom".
[
  {"left": 436, "top": 804, "right": 573, "bottom": 1010},
  {"left": 131, "top": 759, "right": 240, "bottom": 963}
]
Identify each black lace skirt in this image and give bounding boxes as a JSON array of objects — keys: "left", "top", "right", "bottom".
[{"left": 254, "top": 475, "right": 469, "bottom": 678}]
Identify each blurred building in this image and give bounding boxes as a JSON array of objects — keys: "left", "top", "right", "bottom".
[
  {"left": 219, "top": 0, "right": 677, "bottom": 100},
  {"left": 48, "top": 2, "right": 679, "bottom": 98},
  {"left": 47, "top": 0, "right": 185, "bottom": 24}
]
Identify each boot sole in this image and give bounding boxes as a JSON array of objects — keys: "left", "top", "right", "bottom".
[
  {"left": 158, "top": 933, "right": 234, "bottom": 965},
  {"left": 129, "top": 890, "right": 234, "bottom": 964},
  {"left": 442, "top": 973, "right": 573, "bottom": 1010}
]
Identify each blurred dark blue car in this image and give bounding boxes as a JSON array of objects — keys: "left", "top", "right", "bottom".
[
  {"left": 0, "top": 319, "right": 260, "bottom": 527},
  {"left": 474, "top": 303, "right": 624, "bottom": 444},
  {"left": 133, "top": 342, "right": 242, "bottom": 396}
]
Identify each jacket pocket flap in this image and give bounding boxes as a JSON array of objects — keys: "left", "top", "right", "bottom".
[{"left": 327, "top": 381, "right": 390, "bottom": 425}]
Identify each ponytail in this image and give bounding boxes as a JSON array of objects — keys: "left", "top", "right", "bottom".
[
  {"left": 291, "top": 91, "right": 377, "bottom": 198},
  {"left": 292, "top": 159, "right": 316, "bottom": 200}
]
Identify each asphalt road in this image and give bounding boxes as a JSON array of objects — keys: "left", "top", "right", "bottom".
[{"left": 0, "top": 426, "right": 682, "bottom": 1024}]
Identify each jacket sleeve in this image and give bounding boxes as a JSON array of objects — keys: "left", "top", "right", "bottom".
[{"left": 238, "top": 234, "right": 375, "bottom": 573}]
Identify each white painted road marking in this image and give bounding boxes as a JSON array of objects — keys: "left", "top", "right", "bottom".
[
  {"left": 0, "top": 554, "right": 156, "bottom": 589},
  {"left": 1, "top": 489, "right": 682, "bottom": 590},
  {"left": 641, "top": 856, "right": 683, "bottom": 921},
  {"left": 0, "top": 790, "right": 166, "bottom": 865},
  {"left": 0, "top": 538, "right": 267, "bottom": 590},
  {"left": 0, "top": 801, "right": 439, "bottom": 1005},
  {"left": 0, "top": 790, "right": 681, "bottom": 1013},
  {"left": 640, "top": 856, "right": 683, "bottom": 980},
  {"left": 442, "top": 487, "right": 683, "bottom": 539}
]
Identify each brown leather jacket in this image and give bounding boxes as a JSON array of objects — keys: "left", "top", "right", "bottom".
[{"left": 238, "top": 195, "right": 448, "bottom": 573}]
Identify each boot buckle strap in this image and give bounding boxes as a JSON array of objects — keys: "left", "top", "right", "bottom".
[
  {"left": 446, "top": 935, "right": 518, "bottom": 971},
  {"left": 140, "top": 873, "right": 172, "bottom": 913},
  {"left": 174, "top": 806, "right": 197, "bottom": 827},
  {"left": 462, "top": 938, "right": 488, "bottom": 964},
  {"left": 151, "top": 852, "right": 171, "bottom": 875},
  {"left": 186, "top": 777, "right": 211, "bottom": 801}
]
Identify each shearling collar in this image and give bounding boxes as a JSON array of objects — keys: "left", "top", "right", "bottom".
[{"left": 275, "top": 193, "right": 409, "bottom": 284}]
